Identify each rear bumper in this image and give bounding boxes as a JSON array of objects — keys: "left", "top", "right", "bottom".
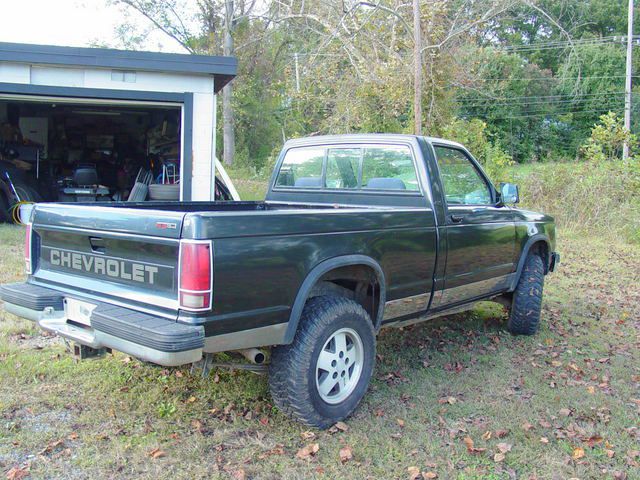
[{"left": 0, "top": 282, "right": 204, "bottom": 366}]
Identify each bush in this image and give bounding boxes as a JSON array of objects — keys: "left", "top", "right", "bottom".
[
  {"left": 516, "top": 160, "right": 639, "bottom": 243},
  {"left": 513, "top": 112, "right": 639, "bottom": 243},
  {"left": 580, "top": 112, "right": 637, "bottom": 162}
]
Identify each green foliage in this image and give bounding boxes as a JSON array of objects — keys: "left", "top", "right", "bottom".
[
  {"left": 580, "top": 112, "right": 637, "bottom": 162},
  {"left": 516, "top": 159, "right": 640, "bottom": 243},
  {"left": 157, "top": 401, "right": 176, "bottom": 418},
  {"left": 114, "top": 0, "right": 640, "bottom": 172},
  {"left": 439, "top": 118, "right": 514, "bottom": 183}
]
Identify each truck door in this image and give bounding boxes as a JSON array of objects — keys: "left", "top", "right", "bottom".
[{"left": 430, "top": 144, "right": 516, "bottom": 307}]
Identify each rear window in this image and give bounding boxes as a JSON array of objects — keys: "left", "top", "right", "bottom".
[
  {"left": 275, "top": 147, "right": 324, "bottom": 188},
  {"left": 275, "top": 144, "right": 419, "bottom": 192},
  {"left": 362, "top": 146, "right": 419, "bottom": 191}
]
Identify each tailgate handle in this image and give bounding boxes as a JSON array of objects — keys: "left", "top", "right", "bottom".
[{"left": 89, "top": 236, "right": 106, "bottom": 254}]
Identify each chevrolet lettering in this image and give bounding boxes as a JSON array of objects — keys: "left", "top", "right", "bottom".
[
  {"left": 1, "top": 134, "right": 559, "bottom": 429},
  {"left": 47, "top": 248, "right": 159, "bottom": 284}
]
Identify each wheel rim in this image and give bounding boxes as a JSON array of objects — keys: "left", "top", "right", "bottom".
[{"left": 315, "top": 327, "right": 364, "bottom": 404}]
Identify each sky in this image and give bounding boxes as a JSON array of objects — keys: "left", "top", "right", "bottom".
[{"left": 0, "top": 0, "right": 186, "bottom": 52}]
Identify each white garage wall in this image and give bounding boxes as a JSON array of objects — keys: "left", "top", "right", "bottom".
[{"left": 0, "top": 62, "right": 218, "bottom": 201}]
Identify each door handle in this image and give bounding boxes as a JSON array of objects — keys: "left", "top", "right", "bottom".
[
  {"left": 89, "top": 236, "right": 106, "bottom": 254},
  {"left": 450, "top": 214, "right": 464, "bottom": 223}
]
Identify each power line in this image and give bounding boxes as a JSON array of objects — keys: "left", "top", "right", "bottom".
[
  {"left": 452, "top": 74, "right": 636, "bottom": 82},
  {"left": 493, "top": 35, "right": 639, "bottom": 52},
  {"left": 454, "top": 95, "right": 625, "bottom": 109},
  {"left": 454, "top": 91, "right": 627, "bottom": 103},
  {"left": 472, "top": 107, "right": 624, "bottom": 120}
]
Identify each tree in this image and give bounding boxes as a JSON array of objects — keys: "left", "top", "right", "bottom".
[
  {"left": 413, "top": 0, "right": 422, "bottom": 135},
  {"left": 112, "top": 0, "right": 262, "bottom": 166},
  {"left": 222, "top": 0, "right": 235, "bottom": 165}
]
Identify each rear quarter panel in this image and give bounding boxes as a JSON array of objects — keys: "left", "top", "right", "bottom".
[{"left": 179, "top": 208, "right": 437, "bottom": 336}]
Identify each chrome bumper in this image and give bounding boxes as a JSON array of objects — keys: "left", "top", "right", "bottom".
[{"left": 1, "top": 283, "right": 204, "bottom": 367}]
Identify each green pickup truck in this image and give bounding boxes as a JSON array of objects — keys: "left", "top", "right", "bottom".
[{"left": 1, "top": 134, "right": 558, "bottom": 428}]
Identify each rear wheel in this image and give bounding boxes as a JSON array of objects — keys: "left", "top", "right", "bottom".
[
  {"left": 508, "top": 253, "right": 545, "bottom": 335},
  {"left": 269, "top": 296, "right": 376, "bottom": 428}
]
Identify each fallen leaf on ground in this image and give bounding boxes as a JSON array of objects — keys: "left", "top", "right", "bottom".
[
  {"left": 397, "top": 418, "right": 405, "bottom": 428},
  {"left": 231, "top": 469, "right": 246, "bottom": 480},
  {"left": 38, "top": 439, "right": 64, "bottom": 455},
  {"left": 585, "top": 435, "right": 603, "bottom": 447},
  {"left": 463, "top": 436, "right": 486, "bottom": 454},
  {"left": 495, "top": 429, "right": 509, "bottom": 438},
  {"left": 482, "top": 431, "right": 492, "bottom": 440},
  {"left": 339, "top": 445, "right": 353, "bottom": 463},
  {"left": 407, "top": 466, "right": 421, "bottom": 480},
  {"left": 296, "top": 443, "right": 319, "bottom": 460},
  {"left": 497, "top": 443, "right": 512, "bottom": 454},
  {"left": 572, "top": 447, "right": 585, "bottom": 460},
  {"left": 540, "top": 437, "right": 549, "bottom": 444},
  {"left": 423, "top": 472, "right": 438, "bottom": 479},
  {"left": 148, "top": 448, "right": 166, "bottom": 459},
  {"left": 333, "top": 421, "right": 349, "bottom": 432},
  {"left": 494, "top": 452, "right": 506, "bottom": 462},
  {"left": 6, "top": 465, "right": 30, "bottom": 480},
  {"left": 522, "top": 422, "right": 534, "bottom": 431},
  {"left": 300, "top": 431, "right": 316, "bottom": 440}
]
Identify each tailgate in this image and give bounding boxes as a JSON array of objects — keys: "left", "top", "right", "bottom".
[{"left": 30, "top": 203, "right": 185, "bottom": 316}]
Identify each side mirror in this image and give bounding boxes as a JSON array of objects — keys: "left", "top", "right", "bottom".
[{"left": 499, "top": 182, "right": 519, "bottom": 204}]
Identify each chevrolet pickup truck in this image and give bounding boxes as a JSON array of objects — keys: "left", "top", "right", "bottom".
[{"left": 1, "top": 134, "right": 559, "bottom": 428}]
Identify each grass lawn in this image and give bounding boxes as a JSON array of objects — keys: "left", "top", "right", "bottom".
[{"left": 1, "top": 223, "right": 639, "bottom": 479}]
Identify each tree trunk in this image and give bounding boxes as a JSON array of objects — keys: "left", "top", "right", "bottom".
[
  {"left": 223, "top": 0, "right": 235, "bottom": 166},
  {"left": 413, "top": 0, "right": 422, "bottom": 136}
]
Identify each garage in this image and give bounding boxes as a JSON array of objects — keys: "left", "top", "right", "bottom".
[{"left": 0, "top": 41, "right": 239, "bottom": 220}]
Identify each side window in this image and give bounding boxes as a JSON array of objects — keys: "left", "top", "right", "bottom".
[
  {"left": 433, "top": 146, "right": 492, "bottom": 205},
  {"left": 275, "top": 147, "right": 324, "bottom": 188},
  {"left": 326, "top": 148, "right": 360, "bottom": 189},
  {"left": 361, "top": 145, "right": 419, "bottom": 191}
]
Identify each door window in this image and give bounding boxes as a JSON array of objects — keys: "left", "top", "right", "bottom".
[{"left": 433, "top": 146, "right": 492, "bottom": 205}]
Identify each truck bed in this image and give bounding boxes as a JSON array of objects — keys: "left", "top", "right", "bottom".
[{"left": 51, "top": 200, "right": 357, "bottom": 213}]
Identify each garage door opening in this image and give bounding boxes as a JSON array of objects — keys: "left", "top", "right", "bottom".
[{"left": 0, "top": 96, "right": 185, "bottom": 204}]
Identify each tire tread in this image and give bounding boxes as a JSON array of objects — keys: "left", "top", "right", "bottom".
[
  {"left": 508, "top": 253, "right": 545, "bottom": 335},
  {"left": 269, "top": 296, "right": 375, "bottom": 428}
]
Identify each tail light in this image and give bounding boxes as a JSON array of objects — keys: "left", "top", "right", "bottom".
[
  {"left": 179, "top": 240, "right": 212, "bottom": 311},
  {"left": 24, "top": 223, "right": 32, "bottom": 274}
]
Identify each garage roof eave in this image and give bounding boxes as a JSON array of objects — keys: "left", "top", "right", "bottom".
[{"left": 0, "top": 42, "right": 237, "bottom": 92}]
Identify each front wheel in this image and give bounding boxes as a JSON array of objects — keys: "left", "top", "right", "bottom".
[
  {"left": 508, "top": 253, "right": 545, "bottom": 335},
  {"left": 269, "top": 296, "right": 376, "bottom": 428}
]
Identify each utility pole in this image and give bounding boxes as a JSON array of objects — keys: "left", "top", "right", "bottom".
[
  {"left": 624, "top": 0, "right": 634, "bottom": 159},
  {"left": 294, "top": 53, "right": 301, "bottom": 93},
  {"left": 222, "top": 0, "right": 235, "bottom": 166},
  {"left": 413, "top": 0, "right": 422, "bottom": 135}
]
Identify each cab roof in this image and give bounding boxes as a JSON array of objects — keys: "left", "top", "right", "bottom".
[{"left": 283, "top": 133, "right": 466, "bottom": 150}]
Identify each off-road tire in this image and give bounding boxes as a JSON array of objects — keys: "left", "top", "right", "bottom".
[
  {"left": 508, "top": 253, "right": 545, "bottom": 335},
  {"left": 269, "top": 295, "right": 376, "bottom": 428}
]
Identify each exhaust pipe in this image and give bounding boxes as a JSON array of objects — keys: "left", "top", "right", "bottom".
[{"left": 238, "top": 348, "right": 266, "bottom": 364}]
